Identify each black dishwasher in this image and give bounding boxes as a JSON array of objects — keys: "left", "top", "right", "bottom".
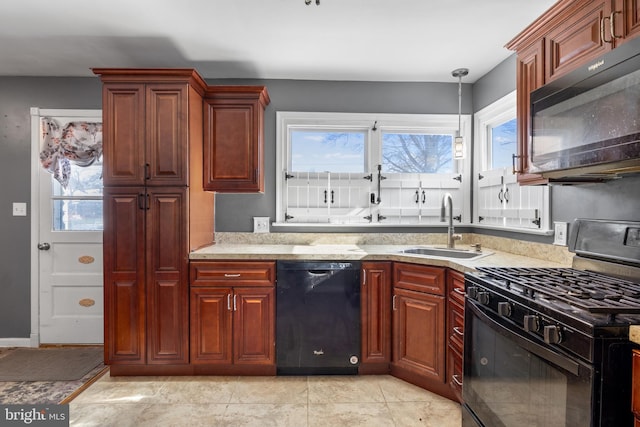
[{"left": 276, "top": 261, "right": 361, "bottom": 375}]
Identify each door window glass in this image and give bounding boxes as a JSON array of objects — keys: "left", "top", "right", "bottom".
[{"left": 52, "top": 159, "right": 103, "bottom": 231}]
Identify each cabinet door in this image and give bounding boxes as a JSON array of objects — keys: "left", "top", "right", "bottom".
[
  {"left": 633, "top": 349, "right": 640, "bottom": 417},
  {"left": 145, "top": 84, "right": 190, "bottom": 186},
  {"left": 546, "top": 0, "right": 611, "bottom": 82},
  {"left": 146, "top": 187, "right": 189, "bottom": 364},
  {"left": 233, "top": 287, "right": 275, "bottom": 365},
  {"left": 203, "top": 95, "right": 265, "bottom": 193},
  {"left": 393, "top": 288, "right": 446, "bottom": 382},
  {"left": 190, "top": 287, "right": 233, "bottom": 364},
  {"left": 102, "top": 84, "right": 146, "bottom": 186},
  {"left": 613, "top": 0, "right": 640, "bottom": 45},
  {"left": 515, "top": 40, "right": 548, "bottom": 185},
  {"left": 103, "top": 187, "right": 146, "bottom": 364},
  {"left": 361, "top": 262, "right": 392, "bottom": 369}
]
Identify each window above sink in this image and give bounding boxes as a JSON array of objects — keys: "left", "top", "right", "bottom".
[{"left": 275, "top": 111, "right": 472, "bottom": 227}]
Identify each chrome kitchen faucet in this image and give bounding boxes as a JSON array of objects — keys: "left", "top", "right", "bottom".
[{"left": 440, "top": 192, "right": 462, "bottom": 249}]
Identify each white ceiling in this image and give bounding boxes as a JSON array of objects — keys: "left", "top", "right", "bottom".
[{"left": 0, "top": 0, "right": 556, "bottom": 83}]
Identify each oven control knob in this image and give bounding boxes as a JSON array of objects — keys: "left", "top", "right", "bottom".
[
  {"left": 523, "top": 315, "right": 540, "bottom": 332},
  {"left": 497, "top": 302, "right": 512, "bottom": 317},
  {"left": 467, "top": 286, "right": 478, "bottom": 300},
  {"left": 477, "top": 292, "right": 490, "bottom": 305},
  {"left": 543, "top": 325, "right": 563, "bottom": 344}
]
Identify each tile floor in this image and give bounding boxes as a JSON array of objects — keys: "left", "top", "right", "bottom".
[{"left": 69, "top": 373, "right": 462, "bottom": 426}]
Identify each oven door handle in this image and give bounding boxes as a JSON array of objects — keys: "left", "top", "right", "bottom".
[{"left": 466, "top": 300, "right": 581, "bottom": 376}]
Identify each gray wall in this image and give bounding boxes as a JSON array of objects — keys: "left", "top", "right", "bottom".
[
  {"left": 2, "top": 65, "right": 640, "bottom": 338},
  {"left": 0, "top": 77, "right": 102, "bottom": 339},
  {"left": 208, "top": 79, "right": 472, "bottom": 233},
  {"left": 472, "top": 55, "right": 517, "bottom": 112}
]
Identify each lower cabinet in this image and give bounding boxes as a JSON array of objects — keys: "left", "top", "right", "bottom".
[
  {"left": 189, "top": 261, "right": 276, "bottom": 374},
  {"left": 391, "top": 263, "right": 453, "bottom": 399},
  {"left": 360, "top": 262, "right": 392, "bottom": 374},
  {"left": 632, "top": 349, "right": 640, "bottom": 425},
  {"left": 447, "top": 270, "right": 465, "bottom": 402}
]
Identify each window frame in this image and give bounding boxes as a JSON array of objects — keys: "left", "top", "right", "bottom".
[
  {"left": 473, "top": 91, "right": 551, "bottom": 234},
  {"left": 276, "top": 111, "right": 471, "bottom": 226}
]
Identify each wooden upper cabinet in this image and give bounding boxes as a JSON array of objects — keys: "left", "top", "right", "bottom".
[
  {"left": 515, "top": 40, "right": 549, "bottom": 184},
  {"left": 101, "top": 84, "right": 146, "bottom": 186},
  {"left": 545, "top": 0, "right": 611, "bottom": 82},
  {"left": 506, "top": 0, "right": 640, "bottom": 185},
  {"left": 145, "top": 84, "right": 190, "bottom": 186},
  {"left": 613, "top": 0, "right": 640, "bottom": 45},
  {"left": 94, "top": 68, "right": 208, "bottom": 187},
  {"left": 203, "top": 86, "right": 270, "bottom": 193}
]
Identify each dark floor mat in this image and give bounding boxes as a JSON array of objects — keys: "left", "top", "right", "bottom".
[{"left": 0, "top": 347, "right": 103, "bottom": 381}]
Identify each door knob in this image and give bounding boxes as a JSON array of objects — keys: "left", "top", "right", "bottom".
[{"left": 38, "top": 243, "right": 51, "bottom": 250}]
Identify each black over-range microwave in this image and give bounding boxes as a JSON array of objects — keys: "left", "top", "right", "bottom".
[{"left": 530, "top": 36, "right": 640, "bottom": 181}]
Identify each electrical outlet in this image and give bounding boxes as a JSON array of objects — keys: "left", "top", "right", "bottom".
[
  {"left": 553, "top": 221, "right": 568, "bottom": 246},
  {"left": 253, "top": 217, "right": 270, "bottom": 233}
]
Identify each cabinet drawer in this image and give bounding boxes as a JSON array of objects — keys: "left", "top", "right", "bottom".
[
  {"left": 448, "top": 344, "right": 463, "bottom": 399},
  {"left": 190, "top": 261, "right": 275, "bottom": 286},
  {"left": 448, "top": 271, "right": 466, "bottom": 305},
  {"left": 449, "top": 300, "right": 464, "bottom": 353},
  {"left": 393, "top": 263, "right": 445, "bottom": 295}
]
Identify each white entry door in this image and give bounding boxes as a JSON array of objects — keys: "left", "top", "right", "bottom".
[{"left": 35, "top": 110, "right": 104, "bottom": 344}]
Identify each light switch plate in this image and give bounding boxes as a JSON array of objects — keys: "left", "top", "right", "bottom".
[
  {"left": 553, "top": 221, "right": 568, "bottom": 246},
  {"left": 12, "top": 202, "right": 27, "bottom": 216},
  {"left": 253, "top": 217, "right": 270, "bottom": 233}
]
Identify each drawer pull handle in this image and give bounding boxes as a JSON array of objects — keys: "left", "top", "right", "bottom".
[
  {"left": 224, "top": 273, "right": 241, "bottom": 278},
  {"left": 453, "top": 327, "right": 464, "bottom": 336},
  {"left": 453, "top": 288, "right": 465, "bottom": 296},
  {"left": 452, "top": 374, "right": 463, "bottom": 386}
]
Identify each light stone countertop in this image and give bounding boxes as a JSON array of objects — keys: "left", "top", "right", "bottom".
[
  {"left": 190, "top": 241, "right": 640, "bottom": 345},
  {"left": 189, "top": 243, "right": 569, "bottom": 274}
]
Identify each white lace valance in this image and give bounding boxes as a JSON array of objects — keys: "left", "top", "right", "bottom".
[{"left": 39, "top": 118, "right": 103, "bottom": 188}]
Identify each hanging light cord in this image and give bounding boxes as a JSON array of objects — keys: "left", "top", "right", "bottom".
[
  {"left": 457, "top": 75, "right": 462, "bottom": 136},
  {"left": 451, "top": 68, "right": 469, "bottom": 137}
]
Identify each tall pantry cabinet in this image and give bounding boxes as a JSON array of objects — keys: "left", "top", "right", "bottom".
[{"left": 94, "top": 69, "right": 215, "bottom": 372}]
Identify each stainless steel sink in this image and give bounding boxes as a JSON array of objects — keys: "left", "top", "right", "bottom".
[{"left": 399, "top": 247, "right": 491, "bottom": 260}]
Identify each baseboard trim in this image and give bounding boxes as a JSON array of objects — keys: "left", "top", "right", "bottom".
[{"left": 0, "top": 338, "right": 36, "bottom": 348}]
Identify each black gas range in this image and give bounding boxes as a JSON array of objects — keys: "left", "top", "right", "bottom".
[{"left": 463, "top": 219, "right": 640, "bottom": 427}]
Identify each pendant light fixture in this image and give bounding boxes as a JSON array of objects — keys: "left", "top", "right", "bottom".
[{"left": 452, "top": 68, "right": 469, "bottom": 159}]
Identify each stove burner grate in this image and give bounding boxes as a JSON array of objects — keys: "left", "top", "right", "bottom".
[{"left": 476, "top": 267, "right": 640, "bottom": 314}]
